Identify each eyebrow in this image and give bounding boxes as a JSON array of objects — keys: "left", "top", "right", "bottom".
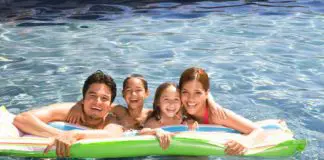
[
  {"left": 125, "top": 86, "right": 144, "bottom": 89},
  {"left": 88, "top": 91, "right": 111, "bottom": 97}
]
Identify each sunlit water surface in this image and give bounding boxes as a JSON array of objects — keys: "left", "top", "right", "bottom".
[{"left": 0, "top": 0, "right": 323, "bottom": 159}]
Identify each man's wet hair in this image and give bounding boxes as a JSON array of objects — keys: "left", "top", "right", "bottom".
[{"left": 82, "top": 70, "right": 117, "bottom": 104}]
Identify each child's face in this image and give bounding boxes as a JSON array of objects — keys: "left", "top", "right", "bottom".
[
  {"left": 180, "top": 80, "right": 208, "bottom": 115},
  {"left": 159, "top": 86, "right": 181, "bottom": 118},
  {"left": 123, "top": 78, "right": 148, "bottom": 109}
]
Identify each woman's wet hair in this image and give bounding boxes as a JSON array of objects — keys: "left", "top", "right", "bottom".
[
  {"left": 179, "top": 67, "right": 209, "bottom": 91},
  {"left": 82, "top": 70, "right": 117, "bottom": 104},
  {"left": 122, "top": 74, "right": 148, "bottom": 92},
  {"left": 150, "top": 82, "right": 179, "bottom": 120}
]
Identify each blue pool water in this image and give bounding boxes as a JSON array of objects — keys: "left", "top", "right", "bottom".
[{"left": 0, "top": 0, "right": 323, "bottom": 159}]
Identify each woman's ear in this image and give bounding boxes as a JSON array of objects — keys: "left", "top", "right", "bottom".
[
  {"left": 122, "top": 90, "right": 125, "bottom": 98},
  {"left": 145, "top": 90, "right": 150, "bottom": 98}
]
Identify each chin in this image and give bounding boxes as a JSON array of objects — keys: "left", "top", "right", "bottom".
[
  {"left": 186, "top": 110, "right": 196, "bottom": 115},
  {"left": 130, "top": 105, "right": 142, "bottom": 109},
  {"left": 89, "top": 114, "right": 102, "bottom": 120},
  {"left": 166, "top": 114, "right": 176, "bottom": 118}
]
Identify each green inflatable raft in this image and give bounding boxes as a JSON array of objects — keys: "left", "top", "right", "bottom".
[{"left": 0, "top": 106, "right": 306, "bottom": 158}]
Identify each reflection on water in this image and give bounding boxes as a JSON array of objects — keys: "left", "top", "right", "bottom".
[
  {"left": 0, "top": 0, "right": 319, "bottom": 23},
  {"left": 0, "top": 0, "right": 324, "bottom": 160}
]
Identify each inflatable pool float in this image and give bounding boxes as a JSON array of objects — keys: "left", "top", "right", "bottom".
[{"left": 0, "top": 106, "right": 306, "bottom": 158}]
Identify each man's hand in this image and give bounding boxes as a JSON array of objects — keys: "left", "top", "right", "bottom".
[{"left": 44, "top": 131, "right": 79, "bottom": 157}]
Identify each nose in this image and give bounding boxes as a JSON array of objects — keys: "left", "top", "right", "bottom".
[
  {"left": 95, "top": 97, "right": 103, "bottom": 104},
  {"left": 188, "top": 93, "right": 195, "bottom": 100},
  {"left": 168, "top": 99, "right": 180, "bottom": 105}
]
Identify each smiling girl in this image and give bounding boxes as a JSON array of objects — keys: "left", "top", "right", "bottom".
[{"left": 144, "top": 82, "right": 185, "bottom": 128}]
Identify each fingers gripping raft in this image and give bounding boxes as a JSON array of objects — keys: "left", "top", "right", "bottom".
[{"left": 0, "top": 106, "right": 306, "bottom": 158}]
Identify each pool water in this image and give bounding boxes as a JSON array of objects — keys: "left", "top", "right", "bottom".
[{"left": 0, "top": 0, "right": 323, "bottom": 159}]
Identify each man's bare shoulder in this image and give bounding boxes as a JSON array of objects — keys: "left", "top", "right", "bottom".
[
  {"left": 28, "top": 102, "right": 76, "bottom": 121},
  {"left": 46, "top": 102, "right": 76, "bottom": 108}
]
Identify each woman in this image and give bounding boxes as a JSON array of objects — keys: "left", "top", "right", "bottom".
[{"left": 179, "top": 67, "right": 265, "bottom": 155}]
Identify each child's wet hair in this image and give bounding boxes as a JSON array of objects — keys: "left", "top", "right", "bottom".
[
  {"left": 150, "top": 82, "right": 179, "bottom": 120},
  {"left": 122, "top": 74, "right": 148, "bottom": 92}
]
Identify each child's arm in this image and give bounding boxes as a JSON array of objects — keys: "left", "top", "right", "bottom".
[
  {"left": 66, "top": 101, "right": 85, "bottom": 125},
  {"left": 139, "top": 128, "right": 175, "bottom": 150},
  {"left": 143, "top": 117, "right": 161, "bottom": 129}
]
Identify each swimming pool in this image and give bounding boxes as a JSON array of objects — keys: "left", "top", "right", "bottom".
[{"left": 0, "top": 0, "right": 323, "bottom": 159}]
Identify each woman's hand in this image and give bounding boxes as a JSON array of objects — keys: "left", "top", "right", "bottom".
[
  {"left": 187, "top": 121, "right": 199, "bottom": 131},
  {"left": 208, "top": 93, "right": 227, "bottom": 120},
  {"left": 44, "top": 131, "right": 79, "bottom": 157},
  {"left": 66, "top": 101, "right": 85, "bottom": 125},
  {"left": 224, "top": 140, "right": 247, "bottom": 155}
]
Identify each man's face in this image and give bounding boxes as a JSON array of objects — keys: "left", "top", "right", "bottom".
[{"left": 82, "top": 83, "right": 113, "bottom": 120}]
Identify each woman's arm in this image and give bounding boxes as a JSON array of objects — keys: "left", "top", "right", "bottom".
[
  {"left": 207, "top": 93, "right": 228, "bottom": 120},
  {"left": 214, "top": 109, "right": 265, "bottom": 155}
]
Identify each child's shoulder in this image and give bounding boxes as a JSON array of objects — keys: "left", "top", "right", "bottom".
[
  {"left": 144, "top": 117, "right": 161, "bottom": 129},
  {"left": 142, "top": 108, "right": 153, "bottom": 115},
  {"left": 112, "top": 104, "right": 127, "bottom": 113}
]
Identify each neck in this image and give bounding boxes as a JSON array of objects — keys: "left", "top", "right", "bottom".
[
  {"left": 193, "top": 103, "right": 207, "bottom": 123},
  {"left": 160, "top": 114, "right": 181, "bottom": 126},
  {"left": 127, "top": 106, "right": 143, "bottom": 119},
  {"left": 83, "top": 115, "right": 105, "bottom": 129}
]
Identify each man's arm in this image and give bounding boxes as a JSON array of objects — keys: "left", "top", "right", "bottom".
[
  {"left": 13, "top": 103, "right": 75, "bottom": 137},
  {"left": 44, "top": 123, "right": 124, "bottom": 157},
  {"left": 73, "top": 123, "right": 124, "bottom": 139}
]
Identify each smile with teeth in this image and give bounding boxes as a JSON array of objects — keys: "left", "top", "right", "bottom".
[
  {"left": 166, "top": 108, "right": 176, "bottom": 113},
  {"left": 130, "top": 98, "right": 139, "bottom": 102},
  {"left": 187, "top": 103, "right": 196, "bottom": 108},
  {"left": 91, "top": 106, "right": 102, "bottom": 111}
]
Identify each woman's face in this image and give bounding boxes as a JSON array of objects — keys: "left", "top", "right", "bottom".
[
  {"left": 180, "top": 80, "right": 208, "bottom": 115},
  {"left": 159, "top": 85, "right": 181, "bottom": 118},
  {"left": 123, "top": 78, "right": 148, "bottom": 109}
]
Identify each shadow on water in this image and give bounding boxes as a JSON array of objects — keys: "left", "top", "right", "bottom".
[{"left": 0, "top": 0, "right": 312, "bottom": 26}]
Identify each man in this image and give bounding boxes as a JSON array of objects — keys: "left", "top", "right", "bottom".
[{"left": 13, "top": 70, "right": 123, "bottom": 157}]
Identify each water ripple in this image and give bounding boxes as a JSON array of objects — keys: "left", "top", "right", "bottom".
[{"left": 0, "top": 0, "right": 323, "bottom": 160}]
